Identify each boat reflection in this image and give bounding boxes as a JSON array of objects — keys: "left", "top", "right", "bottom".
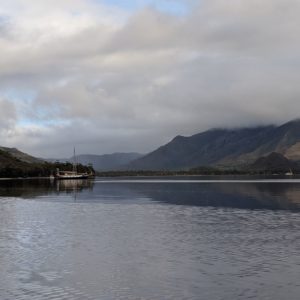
[
  {"left": 55, "top": 179, "right": 94, "bottom": 193},
  {"left": 0, "top": 178, "right": 94, "bottom": 199}
]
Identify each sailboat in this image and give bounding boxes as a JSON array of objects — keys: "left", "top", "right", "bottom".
[
  {"left": 285, "top": 168, "right": 294, "bottom": 176},
  {"left": 55, "top": 148, "right": 89, "bottom": 179}
]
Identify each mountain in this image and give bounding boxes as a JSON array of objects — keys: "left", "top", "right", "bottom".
[
  {"left": 0, "top": 147, "right": 43, "bottom": 164},
  {"left": 0, "top": 147, "right": 93, "bottom": 178},
  {"left": 0, "top": 149, "right": 29, "bottom": 169},
  {"left": 0, "top": 147, "right": 46, "bottom": 177},
  {"left": 126, "top": 119, "right": 300, "bottom": 170},
  {"left": 248, "top": 152, "right": 299, "bottom": 173},
  {"left": 50, "top": 152, "right": 143, "bottom": 171}
]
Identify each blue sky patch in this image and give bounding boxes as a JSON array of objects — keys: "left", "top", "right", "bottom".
[{"left": 99, "top": 0, "right": 188, "bottom": 16}]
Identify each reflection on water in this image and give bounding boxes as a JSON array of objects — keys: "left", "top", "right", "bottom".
[
  {"left": 0, "top": 177, "right": 300, "bottom": 300},
  {"left": 0, "top": 179, "right": 94, "bottom": 199},
  {"left": 1, "top": 177, "right": 300, "bottom": 210},
  {"left": 55, "top": 179, "right": 94, "bottom": 194}
]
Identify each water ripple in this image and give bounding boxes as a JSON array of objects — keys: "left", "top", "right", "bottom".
[{"left": 0, "top": 180, "right": 300, "bottom": 299}]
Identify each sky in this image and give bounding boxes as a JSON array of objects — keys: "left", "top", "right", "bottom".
[{"left": 0, "top": 0, "right": 300, "bottom": 158}]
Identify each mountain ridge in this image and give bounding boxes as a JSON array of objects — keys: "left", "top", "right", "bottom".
[
  {"left": 0, "top": 147, "right": 43, "bottom": 164},
  {"left": 248, "top": 152, "right": 299, "bottom": 173},
  {"left": 125, "top": 120, "right": 300, "bottom": 170},
  {"left": 2, "top": 119, "right": 300, "bottom": 172}
]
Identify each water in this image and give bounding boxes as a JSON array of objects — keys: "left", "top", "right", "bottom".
[{"left": 0, "top": 177, "right": 299, "bottom": 300}]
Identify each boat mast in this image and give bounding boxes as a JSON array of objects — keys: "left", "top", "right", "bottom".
[{"left": 73, "top": 147, "right": 77, "bottom": 174}]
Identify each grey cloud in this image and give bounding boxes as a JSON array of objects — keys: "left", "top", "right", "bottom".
[
  {"left": 105, "top": 0, "right": 300, "bottom": 56},
  {"left": 1, "top": 0, "right": 300, "bottom": 157},
  {"left": 0, "top": 15, "right": 12, "bottom": 39},
  {"left": 0, "top": 98, "right": 17, "bottom": 133}
]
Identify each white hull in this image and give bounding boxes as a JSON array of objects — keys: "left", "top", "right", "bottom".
[
  {"left": 55, "top": 174, "right": 89, "bottom": 180},
  {"left": 55, "top": 171, "right": 89, "bottom": 179}
]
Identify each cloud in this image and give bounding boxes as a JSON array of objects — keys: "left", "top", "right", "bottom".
[
  {"left": 0, "top": 98, "right": 17, "bottom": 146},
  {"left": 0, "top": 0, "right": 300, "bottom": 157},
  {"left": 0, "top": 15, "right": 10, "bottom": 36}
]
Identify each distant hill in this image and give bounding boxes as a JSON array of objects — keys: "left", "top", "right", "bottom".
[
  {"left": 0, "top": 147, "right": 94, "bottom": 178},
  {"left": 0, "top": 149, "right": 29, "bottom": 169},
  {"left": 248, "top": 152, "right": 299, "bottom": 173},
  {"left": 75, "top": 153, "right": 143, "bottom": 171},
  {"left": 0, "top": 148, "right": 46, "bottom": 177},
  {"left": 126, "top": 119, "right": 300, "bottom": 170},
  {"left": 49, "top": 152, "right": 143, "bottom": 171},
  {"left": 0, "top": 147, "right": 43, "bottom": 164}
]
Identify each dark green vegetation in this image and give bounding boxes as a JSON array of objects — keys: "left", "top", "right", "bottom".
[
  {"left": 247, "top": 152, "right": 300, "bottom": 174},
  {"left": 96, "top": 162, "right": 300, "bottom": 177},
  {"left": 96, "top": 170, "right": 246, "bottom": 177},
  {"left": 0, "top": 148, "right": 94, "bottom": 178},
  {"left": 126, "top": 119, "right": 300, "bottom": 171}
]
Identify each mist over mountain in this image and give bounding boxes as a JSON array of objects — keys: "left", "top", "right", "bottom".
[
  {"left": 126, "top": 120, "right": 300, "bottom": 171},
  {"left": 75, "top": 153, "right": 143, "bottom": 171},
  {"left": 48, "top": 153, "right": 143, "bottom": 171}
]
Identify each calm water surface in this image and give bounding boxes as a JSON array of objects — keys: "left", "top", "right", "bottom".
[{"left": 0, "top": 177, "right": 299, "bottom": 300}]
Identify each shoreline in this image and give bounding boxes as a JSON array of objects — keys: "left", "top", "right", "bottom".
[{"left": 0, "top": 174, "right": 299, "bottom": 181}]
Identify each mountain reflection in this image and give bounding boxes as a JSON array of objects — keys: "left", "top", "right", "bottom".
[
  {"left": 0, "top": 178, "right": 300, "bottom": 211},
  {"left": 132, "top": 182, "right": 300, "bottom": 210}
]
